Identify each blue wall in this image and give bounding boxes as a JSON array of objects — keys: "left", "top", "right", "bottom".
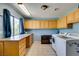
[
  {"left": 59, "top": 23, "right": 79, "bottom": 33},
  {"left": 26, "top": 29, "right": 58, "bottom": 41}
]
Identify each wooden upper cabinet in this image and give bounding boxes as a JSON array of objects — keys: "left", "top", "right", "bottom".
[
  {"left": 40, "top": 20, "right": 49, "bottom": 29},
  {"left": 30, "top": 21, "right": 39, "bottom": 29},
  {"left": 24, "top": 20, "right": 40, "bottom": 29},
  {"left": 48, "top": 20, "right": 57, "bottom": 29},
  {"left": 24, "top": 20, "right": 57, "bottom": 29},
  {"left": 67, "top": 9, "right": 79, "bottom": 24},
  {"left": 57, "top": 16, "right": 67, "bottom": 28},
  {"left": 74, "top": 8, "right": 79, "bottom": 23},
  {"left": 67, "top": 12, "right": 75, "bottom": 23},
  {"left": 35, "top": 20, "right": 40, "bottom": 29},
  {"left": 24, "top": 20, "right": 32, "bottom": 29},
  {"left": 57, "top": 19, "right": 60, "bottom": 28}
]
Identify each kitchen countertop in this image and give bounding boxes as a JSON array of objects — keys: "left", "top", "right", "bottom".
[
  {"left": 52, "top": 34, "right": 79, "bottom": 40},
  {"left": 0, "top": 33, "right": 33, "bottom": 41}
]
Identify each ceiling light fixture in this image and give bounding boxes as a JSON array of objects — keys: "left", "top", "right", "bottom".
[
  {"left": 54, "top": 8, "right": 59, "bottom": 11},
  {"left": 41, "top": 5, "right": 48, "bottom": 10},
  {"left": 17, "top": 3, "right": 31, "bottom": 16}
]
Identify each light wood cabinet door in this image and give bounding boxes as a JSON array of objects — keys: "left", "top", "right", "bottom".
[
  {"left": 31, "top": 21, "right": 36, "bottom": 29},
  {"left": 67, "top": 12, "right": 75, "bottom": 23},
  {"left": 74, "top": 9, "right": 79, "bottom": 23},
  {"left": 26, "top": 36, "right": 30, "bottom": 48},
  {"left": 40, "top": 20, "right": 49, "bottom": 29},
  {"left": 28, "top": 21, "right": 34, "bottom": 29},
  {"left": 24, "top": 20, "right": 32, "bottom": 29},
  {"left": 26, "top": 34, "right": 33, "bottom": 48},
  {"left": 44, "top": 20, "right": 49, "bottom": 29},
  {"left": 32, "top": 20, "right": 40, "bottom": 29},
  {"left": 24, "top": 20, "right": 40, "bottom": 29},
  {"left": 19, "top": 38, "right": 26, "bottom": 56},
  {"left": 40, "top": 20, "right": 44, "bottom": 29},
  {"left": 4, "top": 41, "right": 19, "bottom": 56},
  {"left": 62, "top": 16, "right": 67, "bottom": 28},
  {"left": 48, "top": 20, "right": 57, "bottom": 29},
  {"left": 0, "top": 42, "right": 3, "bottom": 56},
  {"left": 4, "top": 38, "right": 26, "bottom": 56},
  {"left": 57, "top": 16, "right": 67, "bottom": 28},
  {"left": 57, "top": 19, "right": 62, "bottom": 28}
]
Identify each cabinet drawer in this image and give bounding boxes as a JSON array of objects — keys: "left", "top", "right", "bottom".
[
  {"left": 19, "top": 43, "right": 26, "bottom": 49},
  {"left": 19, "top": 45, "right": 26, "bottom": 56},
  {"left": 19, "top": 38, "right": 26, "bottom": 45},
  {"left": 19, "top": 49, "right": 26, "bottom": 56},
  {"left": 19, "top": 38, "right": 26, "bottom": 49}
]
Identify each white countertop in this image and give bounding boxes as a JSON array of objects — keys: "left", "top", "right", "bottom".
[
  {"left": 0, "top": 33, "right": 33, "bottom": 41},
  {"left": 52, "top": 34, "right": 79, "bottom": 40}
]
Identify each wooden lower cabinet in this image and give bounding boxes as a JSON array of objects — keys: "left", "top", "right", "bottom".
[
  {"left": 26, "top": 34, "right": 33, "bottom": 48},
  {"left": 19, "top": 38, "right": 26, "bottom": 56},
  {"left": 4, "top": 38, "right": 26, "bottom": 56},
  {"left": 0, "top": 42, "right": 3, "bottom": 56},
  {"left": 0, "top": 34, "right": 33, "bottom": 56},
  {"left": 30, "top": 34, "right": 33, "bottom": 46},
  {"left": 4, "top": 41, "right": 19, "bottom": 56}
]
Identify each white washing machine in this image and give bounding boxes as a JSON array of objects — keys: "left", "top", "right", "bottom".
[
  {"left": 51, "top": 34, "right": 57, "bottom": 51},
  {"left": 52, "top": 33, "right": 79, "bottom": 56}
]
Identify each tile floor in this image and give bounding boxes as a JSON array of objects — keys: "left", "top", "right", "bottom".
[{"left": 26, "top": 41, "right": 56, "bottom": 56}]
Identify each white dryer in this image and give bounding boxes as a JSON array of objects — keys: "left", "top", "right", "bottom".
[{"left": 52, "top": 33, "right": 79, "bottom": 56}]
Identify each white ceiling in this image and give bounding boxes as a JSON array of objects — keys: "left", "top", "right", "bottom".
[{"left": 10, "top": 3, "right": 78, "bottom": 19}]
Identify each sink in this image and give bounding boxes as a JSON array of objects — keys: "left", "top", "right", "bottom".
[{"left": 58, "top": 35, "right": 70, "bottom": 39}]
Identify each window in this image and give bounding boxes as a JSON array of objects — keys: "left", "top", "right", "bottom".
[
  {"left": 0, "top": 15, "right": 4, "bottom": 38},
  {"left": 14, "top": 17, "right": 20, "bottom": 35},
  {"left": 10, "top": 16, "right": 20, "bottom": 36},
  {"left": 10, "top": 16, "right": 14, "bottom": 36}
]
